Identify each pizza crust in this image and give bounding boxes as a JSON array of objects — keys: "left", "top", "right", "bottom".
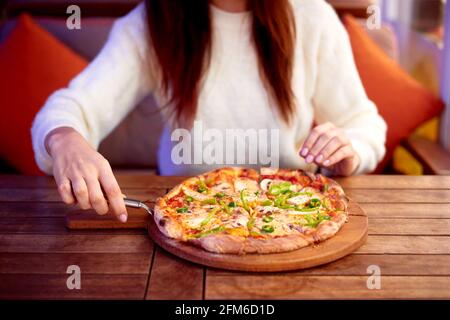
[
  {"left": 314, "top": 213, "right": 347, "bottom": 242},
  {"left": 189, "top": 233, "right": 313, "bottom": 254},
  {"left": 188, "top": 213, "right": 347, "bottom": 254},
  {"left": 154, "top": 198, "right": 185, "bottom": 240}
]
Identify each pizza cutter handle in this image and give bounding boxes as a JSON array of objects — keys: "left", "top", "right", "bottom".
[{"left": 123, "top": 198, "right": 153, "bottom": 215}]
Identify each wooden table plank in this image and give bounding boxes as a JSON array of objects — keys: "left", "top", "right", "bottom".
[
  {"left": 0, "top": 175, "right": 183, "bottom": 189},
  {"left": 0, "top": 188, "right": 165, "bottom": 202},
  {"left": 356, "top": 235, "right": 450, "bottom": 254},
  {"left": 14, "top": 213, "right": 442, "bottom": 235},
  {"left": 336, "top": 175, "right": 450, "bottom": 189},
  {"left": 360, "top": 203, "right": 450, "bottom": 219},
  {"left": 3, "top": 175, "right": 450, "bottom": 190},
  {"left": 3, "top": 187, "right": 449, "bottom": 203},
  {"left": 0, "top": 253, "right": 151, "bottom": 274},
  {"left": 0, "top": 234, "right": 153, "bottom": 253},
  {"left": 0, "top": 175, "right": 56, "bottom": 189},
  {"left": 145, "top": 247, "right": 204, "bottom": 300},
  {"left": 0, "top": 202, "right": 75, "bottom": 217},
  {"left": 2, "top": 202, "right": 449, "bottom": 219},
  {"left": 116, "top": 175, "right": 185, "bottom": 189},
  {"left": 208, "top": 254, "right": 450, "bottom": 276},
  {"left": 0, "top": 202, "right": 156, "bottom": 219},
  {"left": 368, "top": 218, "right": 450, "bottom": 235},
  {"left": 205, "top": 275, "right": 450, "bottom": 299},
  {"left": 0, "top": 274, "right": 148, "bottom": 299},
  {"left": 0, "top": 217, "right": 146, "bottom": 235},
  {"left": 346, "top": 189, "right": 450, "bottom": 203}
]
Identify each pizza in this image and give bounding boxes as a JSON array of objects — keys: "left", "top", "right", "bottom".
[{"left": 154, "top": 167, "right": 349, "bottom": 254}]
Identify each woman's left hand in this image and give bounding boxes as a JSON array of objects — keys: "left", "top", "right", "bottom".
[{"left": 299, "top": 122, "right": 360, "bottom": 176}]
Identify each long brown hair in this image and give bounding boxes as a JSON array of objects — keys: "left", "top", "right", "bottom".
[{"left": 145, "top": 0, "right": 296, "bottom": 127}]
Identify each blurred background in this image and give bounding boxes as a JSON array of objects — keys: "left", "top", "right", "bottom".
[{"left": 0, "top": 0, "right": 449, "bottom": 176}]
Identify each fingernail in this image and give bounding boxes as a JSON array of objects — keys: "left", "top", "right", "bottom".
[
  {"left": 306, "top": 155, "right": 314, "bottom": 163},
  {"left": 119, "top": 214, "right": 127, "bottom": 223},
  {"left": 324, "top": 160, "right": 331, "bottom": 166},
  {"left": 300, "top": 148, "right": 309, "bottom": 157},
  {"left": 316, "top": 154, "right": 324, "bottom": 163}
]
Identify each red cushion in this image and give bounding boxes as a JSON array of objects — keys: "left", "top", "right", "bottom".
[
  {"left": 0, "top": 14, "right": 87, "bottom": 175},
  {"left": 343, "top": 15, "right": 445, "bottom": 172}
]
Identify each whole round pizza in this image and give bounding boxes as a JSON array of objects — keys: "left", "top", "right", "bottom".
[{"left": 154, "top": 167, "right": 349, "bottom": 254}]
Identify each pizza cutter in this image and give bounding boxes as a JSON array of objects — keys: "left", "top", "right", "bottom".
[{"left": 123, "top": 198, "right": 154, "bottom": 215}]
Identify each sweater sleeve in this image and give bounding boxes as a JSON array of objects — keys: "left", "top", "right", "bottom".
[
  {"left": 311, "top": 2, "right": 387, "bottom": 174},
  {"left": 31, "top": 3, "right": 154, "bottom": 174}
]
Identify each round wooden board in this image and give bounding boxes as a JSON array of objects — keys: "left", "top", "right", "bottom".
[{"left": 147, "top": 201, "right": 368, "bottom": 272}]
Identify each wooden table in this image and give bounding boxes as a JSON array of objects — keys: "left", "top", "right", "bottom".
[{"left": 1, "top": 174, "right": 450, "bottom": 299}]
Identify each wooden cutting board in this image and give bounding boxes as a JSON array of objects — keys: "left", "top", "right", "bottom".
[{"left": 66, "top": 201, "right": 368, "bottom": 272}]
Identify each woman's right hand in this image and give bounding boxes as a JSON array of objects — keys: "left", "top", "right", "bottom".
[{"left": 45, "top": 127, "right": 128, "bottom": 222}]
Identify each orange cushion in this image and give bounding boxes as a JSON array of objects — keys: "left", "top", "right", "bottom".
[
  {"left": 343, "top": 15, "right": 445, "bottom": 172},
  {"left": 0, "top": 14, "right": 87, "bottom": 175}
]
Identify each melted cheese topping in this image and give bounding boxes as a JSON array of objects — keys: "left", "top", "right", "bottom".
[
  {"left": 286, "top": 194, "right": 310, "bottom": 206},
  {"left": 234, "top": 178, "right": 259, "bottom": 192},
  {"left": 210, "top": 182, "right": 234, "bottom": 194}
]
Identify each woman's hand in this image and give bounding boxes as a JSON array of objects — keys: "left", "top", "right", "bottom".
[
  {"left": 46, "top": 127, "right": 128, "bottom": 222},
  {"left": 299, "top": 122, "right": 360, "bottom": 176}
]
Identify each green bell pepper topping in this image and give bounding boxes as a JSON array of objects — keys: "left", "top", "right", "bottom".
[
  {"left": 247, "top": 217, "right": 255, "bottom": 230},
  {"left": 194, "top": 226, "right": 225, "bottom": 238},
  {"left": 176, "top": 206, "right": 188, "bottom": 213},
  {"left": 279, "top": 204, "right": 295, "bottom": 209},
  {"left": 303, "top": 214, "right": 315, "bottom": 226},
  {"left": 268, "top": 182, "right": 292, "bottom": 196},
  {"left": 261, "top": 199, "right": 273, "bottom": 206},
  {"left": 201, "top": 198, "right": 217, "bottom": 205},
  {"left": 228, "top": 201, "right": 237, "bottom": 208},
  {"left": 185, "top": 196, "right": 194, "bottom": 202},
  {"left": 197, "top": 180, "right": 208, "bottom": 193},
  {"left": 240, "top": 190, "right": 251, "bottom": 212},
  {"left": 262, "top": 225, "right": 274, "bottom": 233},
  {"left": 263, "top": 215, "right": 274, "bottom": 223},
  {"left": 274, "top": 194, "right": 289, "bottom": 208},
  {"left": 303, "top": 213, "right": 331, "bottom": 228},
  {"left": 220, "top": 201, "right": 231, "bottom": 215},
  {"left": 294, "top": 206, "right": 318, "bottom": 212},
  {"left": 200, "top": 207, "right": 220, "bottom": 227},
  {"left": 309, "top": 198, "right": 321, "bottom": 208}
]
